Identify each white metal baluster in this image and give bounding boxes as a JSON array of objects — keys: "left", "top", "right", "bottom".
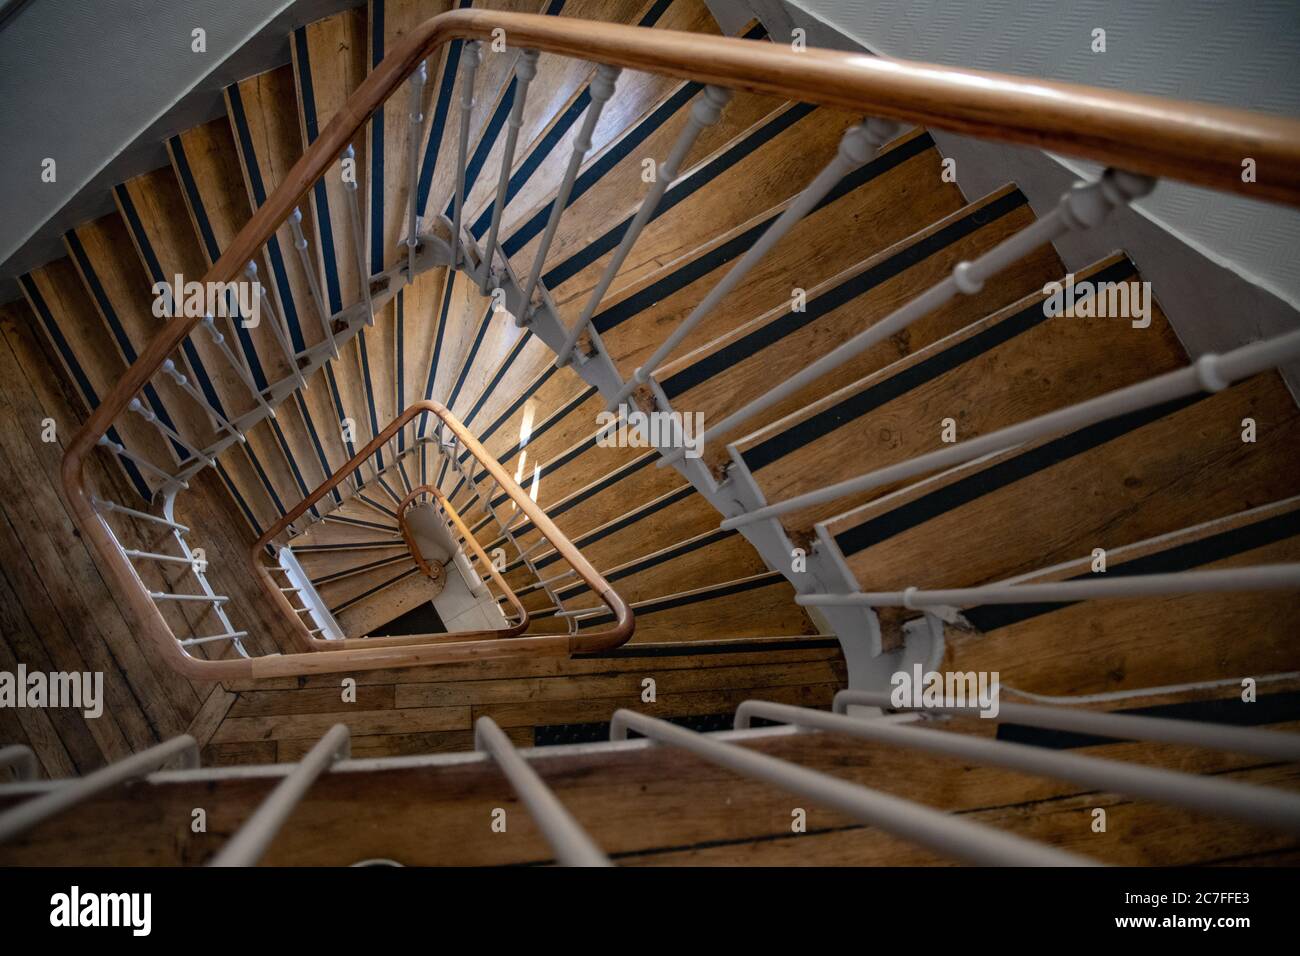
[
  {"left": 162, "top": 489, "right": 250, "bottom": 658},
  {"left": 246, "top": 260, "right": 307, "bottom": 390},
  {"left": 610, "top": 118, "right": 897, "bottom": 410},
  {"left": 451, "top": 40, "right": 483, "bottom": 269},
  {"left": 555, "top": 85, "right": 731, "bottom": 367},
  {"left": 202, "top": 314, "right": 276, "bottom": 420},
  {"left": 518, "top": 63, "right": 621, "bottom": 327},
  {"left": 609, "top": 709, "right": 1091, "bottom": 866},
  {"left": 669, "top": 167, "right": 1157, "bottom": 470},
  {"left": 289, "top": 207, "right": 338, "bottom": 359},
  {"left": 404, "top": 60, "right": 428, "bottom": 284},
  {"left": 735, "top": 700, "right": 1300, "bottom": 835},
  {"left": 799, "top": 564, "right": 1300, "bottom": 609},
  {"left": 0, "top": 736, "right": 198, "bottom": 844},
  {"left": 0, "top": 745, "right": 37, "bottom": 782},
  {"left": 475, "top": 716, "right": 610, "bottom": 866},
  {"left": 97, "top": 435, "right": 183, "bottom": 487},
  {"left": 833, "top": 690, "right": 1300, "bottom": 763},
  {"left": 462, "top": 470, "right": 569, "bottom": 625},
  {"left": 180, "top": 631, "right": 251, "bottom": 648},
  {"left": 160, "top": 357, "right": 242, "bottom": 440},
  {"left": 127, "top": 397, "right": 213, "bottom": 467},
  {"left": 149, "top": 592, "right": 230, "bottom": 604},
  {"left": 123, "top": 549, "right": 195, "bottom": 565},
  {"left": 482, "top": 49, "right": 540, "bottom": 286},
  {"left": 342, "top": 145, "right": 374, "bottom": 326},
  {"left": 725, "top": 323, "right": 1300, "bottom": 529},
  {"left": 92, "top": 496, "right": 188, "bottom": 532},
  {"left": 209, "top": 724, "right": 350, "bottom": 866}
]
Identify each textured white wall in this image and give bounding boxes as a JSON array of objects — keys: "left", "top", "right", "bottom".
[
  {"left": 0, "top": 0, "right": 299, "bottom": 268},
  {"left": 786, "top": 0, "right": 1300, "bottom": 307}
]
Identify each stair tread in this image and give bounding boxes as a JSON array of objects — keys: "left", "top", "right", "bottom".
[
  {"left": 653, "top": 184, "right": 1063, "bottom": 469},
  {"left": 595, "top": 127, "right": 964, "bottom": 380},
  {"left": 65, "top": 215, "right": 219, "bottom": 455},
  {"left": 817, "top": 369, "right": 1300, "bottom": 593},
  {"left": 20, "top": 260, "right": 176, "bottom": 497},
  {"left": 528, "top": 569, "right": 818, "bottom": 642},
  {"left": 517, "top": 100, "right": 854, "bottom": 310},
  {"left": 731, "top": 253, "right": 1180, "bottom": 535},
  {"left": 943, "top": 497, "right": 1300, "bottom": 700}
]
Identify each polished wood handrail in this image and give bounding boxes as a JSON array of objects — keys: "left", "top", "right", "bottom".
[
  {"left": 250, "top": 401, "right": 631, "bottom": 655},
  {"left": 59, "top": 9, "right": 1300, "bottom": 680},
  {"left": 59, "top": 9, "right": 1300, "bottom": 479},
  {"left": 396, "top": 484, "right": 529, "bottom": 624},
  {"left": 68, "top": 402, "right": 629, "bottom": 680}
]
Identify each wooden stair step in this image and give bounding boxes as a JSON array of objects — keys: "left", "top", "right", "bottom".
[
  {"left": 555, "top": 525, "right": 770, "bottom": 611},
  {"left": 366, "top": 0, "right": 455, "bottom": 276},
  {"left": 446, "top": 368, "right": 595, "bottom": 508},
  {"left": 334, "top": 564, "right": 443, "bottom": 638},
  {"left": 593, "top": 127, "right": 964, "bottom": 379},
  {"left": 457, "top": 0, "right": 678, "bottom": 240},
  {"left": 654, "top": 184, "right": 1063, "bottom": 472},
  {"left": 731, "top": 254, "right": 1180, "bottom": 537},
  {"left": 943, "top": 497, "right": 1300, "bottom": 699},
  {"left": 528, "top": 571, "right": 818, "bottom": 642},
  {"left": 526, "top": 481, "right": 719, "bottom": 581},
  {"left": 112, "top": 166, "right": 264, "bottom": 426},
  {"left": 501, "top": 76, "right": 802, "bottom": 308},
  {"left": 474, "top": 448, "right": 683, "bottom": 567},
  {"left": 819, "top": 369, "right": 1300, "bottom": 593},
  {"left": 488, "top": 2, "right": 758, "bottom": 283},
  {"left": 169, "top": 119, "right": 296, "bottom": 387},
  {"left": 64, "top": 215, "right": 217, "bottom": 456},
  {"left": 413, "top": 0, "right": 544, "bottom": 237},
  {"left": 19, "top": 261, "right": 175, "bottom": 498},
  {"left": 318, "top": 554, "right": 419, "bottom": 610},
  {"left": 297, "top": 542, "right": 413, "bottom": 581}
]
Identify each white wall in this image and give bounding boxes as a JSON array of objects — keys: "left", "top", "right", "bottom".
[{"left": 784, "top": 0, "right": 1300, "bottom": 309}]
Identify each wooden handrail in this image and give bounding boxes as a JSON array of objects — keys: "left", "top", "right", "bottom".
[
  {"left": 396, "top": 484, "right": 528, "bottom": 624},
  {"left": 249, "top": 401, "right": 631, "bottom": 656},
  {"left": 59, "top": 9, "right": 1300, "bottom": 680}
]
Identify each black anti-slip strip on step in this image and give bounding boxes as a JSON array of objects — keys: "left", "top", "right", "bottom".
[
  {"left": 566, "top": 572, "right": 785, "bottom": 627},
  {"left": 472, "top": 385, "right": 598, "bottom": 487},
  {"left": 294, "top": 540, "right": 409, "bottom": 553},
  {"left": 997, "top": 691, "right": 1300, "bottom": 750},
  {"left": 332, "top": 565, "right": 420, "bottom": 613},
  {"left": 534, "top": 710, "right": 784, "bottom": 747},
  {"left": 743, "top": 258, "right": 1137, "bottom": 472},
  {"left": 533, "top": 484, "right": 697, "bottom": 571},
  {"left": 661, "top": 188, "right": 1028, "bottom": 400},
  {"left": 496, "top": 453, "right": 663, "bottom": 564},
  {"left": 538, "top": 99, "right": 819, "bottom": 289},
  {"left": 580, "top": 636, "right": 839, "bottom": 659},
  {"left": 312, "top": 552, "right": 410, "bottom": 586},
  {"left": 19, "top": 275, "right": 152, "bottom": 501},
  {"left": 964, "top": 505, "right": 1300, "bottom": 633},
  {"left": 559, "top": 527, "right": 737, "bottom": 599},
  {"left": 833, "top": 393, "right": 1204, "bottom": 558},
  {"left": 324, "top": 515, "right": 400, "bottom": 533},
  {"left": 592, "top": 131, "right": 935, "bottom": 337}
]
